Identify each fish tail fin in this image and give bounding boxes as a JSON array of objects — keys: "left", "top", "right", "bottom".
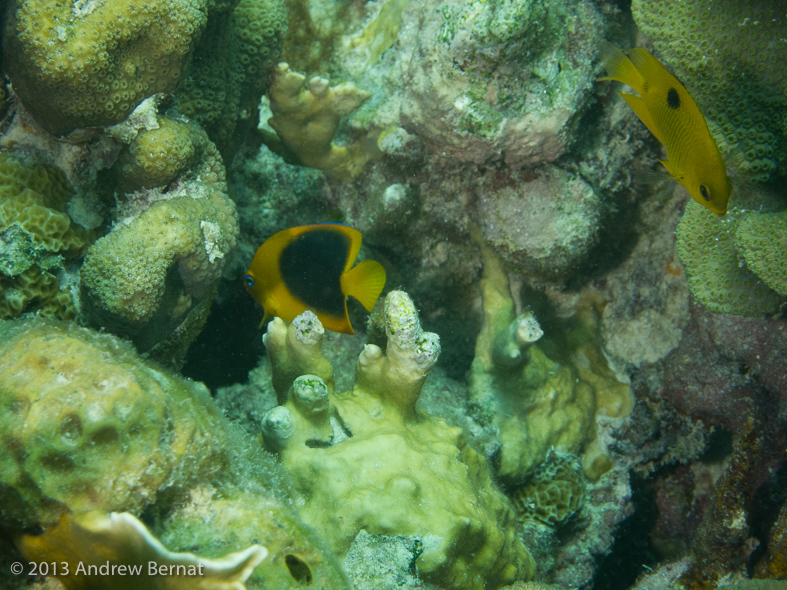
[
  {"left": 342, "top": 260, "right": 387, "bottom": 311},
  {"left": 598, "top": 41, "right": 646, "bottom": 94}
]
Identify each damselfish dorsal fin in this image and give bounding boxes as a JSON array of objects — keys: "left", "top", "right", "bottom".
[
  {"left": 341, "top": 260, "right": 387, "bottom": 311},
  {"left": 598, "top": 41, "right": 646, "bottom": 95}
]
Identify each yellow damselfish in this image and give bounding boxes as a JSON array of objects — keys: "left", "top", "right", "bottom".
[
  {"left": 598, "top": 41, "right": 732, "bottom": 215},
  {"left": 244, "top": 224, "right": 386, "bottom": 334}
]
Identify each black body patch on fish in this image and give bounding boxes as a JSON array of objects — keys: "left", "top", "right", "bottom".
[{"left": 667, "top": 87, "right": 680, "bottom": 109}]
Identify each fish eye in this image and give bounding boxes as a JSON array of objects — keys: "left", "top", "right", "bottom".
[
  {"left": 244, "top": 274, "right": 255, "bottom": 287},
  {"left": 699, "top": 184, "right": 710, "bottom": 201}
]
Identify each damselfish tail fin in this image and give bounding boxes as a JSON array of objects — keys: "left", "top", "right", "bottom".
[
  {"left": 598, "top": 40, "right": 646, "bottom": 95},
  {"left": 341, "top": 260, "right": 387, "bottom": 311}
]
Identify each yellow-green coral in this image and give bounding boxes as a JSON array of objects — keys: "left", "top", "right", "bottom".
[
  {"left": 80, "top": 119, "right": 238, "bottom": 359},
  {"left": 3, "top": 0, "right": 209, "bottom": 135},
  {"left": 632, "top": 0, "right": 787, "bottom": 181},
  {"left": 260, "top": 292, "right": 534, "bottom": 590},
  {"left": 0, "top": 318, "right": 230, "bottom": 530},
  {"left": 0, "top": 153, "right": 90, "bottom": 320},
  {"left": 264, "top": 63, "right": 376, "bottom": 180},
  {"left": 676, "top": 199, "right": 787, "bottom": 316},
  {"left": 469, "top": 239, "right": 633, "bottom": 482},
  {"left": 113, "top": 116, "right": 201, "bottom": 193},
  {"left": 175, "top": 0, "right": 286, "bottom": 158}
]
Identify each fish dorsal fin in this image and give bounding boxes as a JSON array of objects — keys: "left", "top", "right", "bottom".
[
  {"left": 598, "top": 41, "right": 646, "bottom": 94},
  {"left": 627, "top": 47, "right": 674, "bottom": 88},
  {"left": 619, "top": 92, "right": 665, "bottom": 145},
  {"left": 341, "top": 260, "right": 386, "bottom": 311}
]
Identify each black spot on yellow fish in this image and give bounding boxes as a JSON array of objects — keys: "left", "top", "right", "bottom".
[
  {"left": 667, "top": 87, "right": 680, "bottom": 110},
  {"left": 699, "top": 184, "right": 710, "bottom": 201},
  {"left": 280, "top": 229, "right": 350, "bottom": 318}
]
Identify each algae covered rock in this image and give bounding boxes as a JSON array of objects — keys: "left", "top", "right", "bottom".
[{"left": 0, "top": 318, "right": 230, "bottom": 530}]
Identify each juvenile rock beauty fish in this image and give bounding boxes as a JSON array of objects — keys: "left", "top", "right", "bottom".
[
  {"left": 598, "top": 41, "right": 732, "bottom": 215},
  {"left": 244, "top": 224, "right": 386, "bottom": 334}
]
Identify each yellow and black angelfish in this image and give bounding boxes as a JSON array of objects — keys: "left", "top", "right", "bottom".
[
  {"left": 244, "top": 224, "right": 386, "bottom": 334},
  {"left": 598, "top": 41, "right": 732, "bottom": 215}
]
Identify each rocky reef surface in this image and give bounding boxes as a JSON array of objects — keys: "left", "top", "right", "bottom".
[{"left": 0, "top": 0, "right": 785, "bottom": 589}]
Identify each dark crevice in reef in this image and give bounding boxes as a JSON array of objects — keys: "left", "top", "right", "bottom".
[
  {"left": 181, "top": 286, "right": 265, "bottom": 391},
  {"left": 589, "top": 472, "right": 659, "bottom": 590}
]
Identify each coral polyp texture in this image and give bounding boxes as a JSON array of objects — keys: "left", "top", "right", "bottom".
[
  {"left": 676, "top": 193, "right": 787, "bottom": 317},
  {"left": 0, "top": 318, "right": 230, "bottom": 530},
  {"left": 79, "top": 117, "right": 238, "bottom": 360},
  {"left": 260, "top": 292, "right": 534, "bottom": 590},
  {"left": 174, "top": 0, "right": 287, "bottom": 158},
  {"left": 0, "top": 153, "right": 90, "bottom": 320},
  {"left": 3, "top": 0, "right": 209, "bottom": 135},
  {"left": 632, "top": 0, "right": 787, "bottom": 181}
]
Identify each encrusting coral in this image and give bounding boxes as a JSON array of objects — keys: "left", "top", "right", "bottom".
[
  {"left": 260, "top": 291, "right": 534, "bottom": 590},
  {"left": 17, "top": 510, "right": 268, "bottom": 590},
  {"left": 632, "top": 0, "right": 787, "bottom": 181},
  {"left": 0, "top": 153, "right": 91, "bottom": 320},
  {"left": 676, "top": 195, "right": 787, "bottom": 317},
  {"left": 264, "top": 63, "right": 376, "bottom": 180}
]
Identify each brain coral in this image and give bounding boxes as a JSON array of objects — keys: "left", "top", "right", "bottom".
[
  {"left": 0, "top": 318, "right": 230, "bottom": 531},
  {"left": 0, "top": 153, "right": 90, "bottom": 320},
  {"left": 632, "top": 0, "right": 787, "bottom": 181},
  {"left": 3, "top": 0, "right": 209, "bottom": 135}
]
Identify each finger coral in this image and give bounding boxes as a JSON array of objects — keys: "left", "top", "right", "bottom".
[
  {"left": 260, "top": 291, "right": 534, "bottom": 590},
  {"left": 265, "top": 63, "right": 375, "bottom": 180}
]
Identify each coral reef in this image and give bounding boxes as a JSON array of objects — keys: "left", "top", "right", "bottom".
[
  {"left": 3, "top": 0, "right": 209, "bottom": 135},
  {"left": 18, "top": 510, "right": 268, "bottom": 590},
  {"left": 0, "top": 153, "right": 91, "bottom": 320},
  {"left": 260, "top": 291, "right": 534, "bottom": 590},
  {"left": 80, "top": 116, "right": 238, "bottom": 362},
  {"left": 0, "top": 318, "right": 230, "bottom": 530},
  {"left": 632, "top": 0, "right": 787, "bottom": 181},
  {"left": 263, "top": 63, "right": 375, "bottom": 180}
]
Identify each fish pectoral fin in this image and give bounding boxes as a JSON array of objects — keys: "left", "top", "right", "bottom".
[
  {"left": 658, "top": 158, "right": 681, "bottom": 180},
  {"left": 619, "top": 92, "right": 665, "bottom": 145},
  {"left": 341, "top": 260, "right": 387, "bottom": 311},
  {"left": 258, "top": 311, "right": 271, "bottom": 329}
]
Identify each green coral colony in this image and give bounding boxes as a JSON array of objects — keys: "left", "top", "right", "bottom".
[{"left": 0, "top": 0, "right": 786, "bottom": 590}]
